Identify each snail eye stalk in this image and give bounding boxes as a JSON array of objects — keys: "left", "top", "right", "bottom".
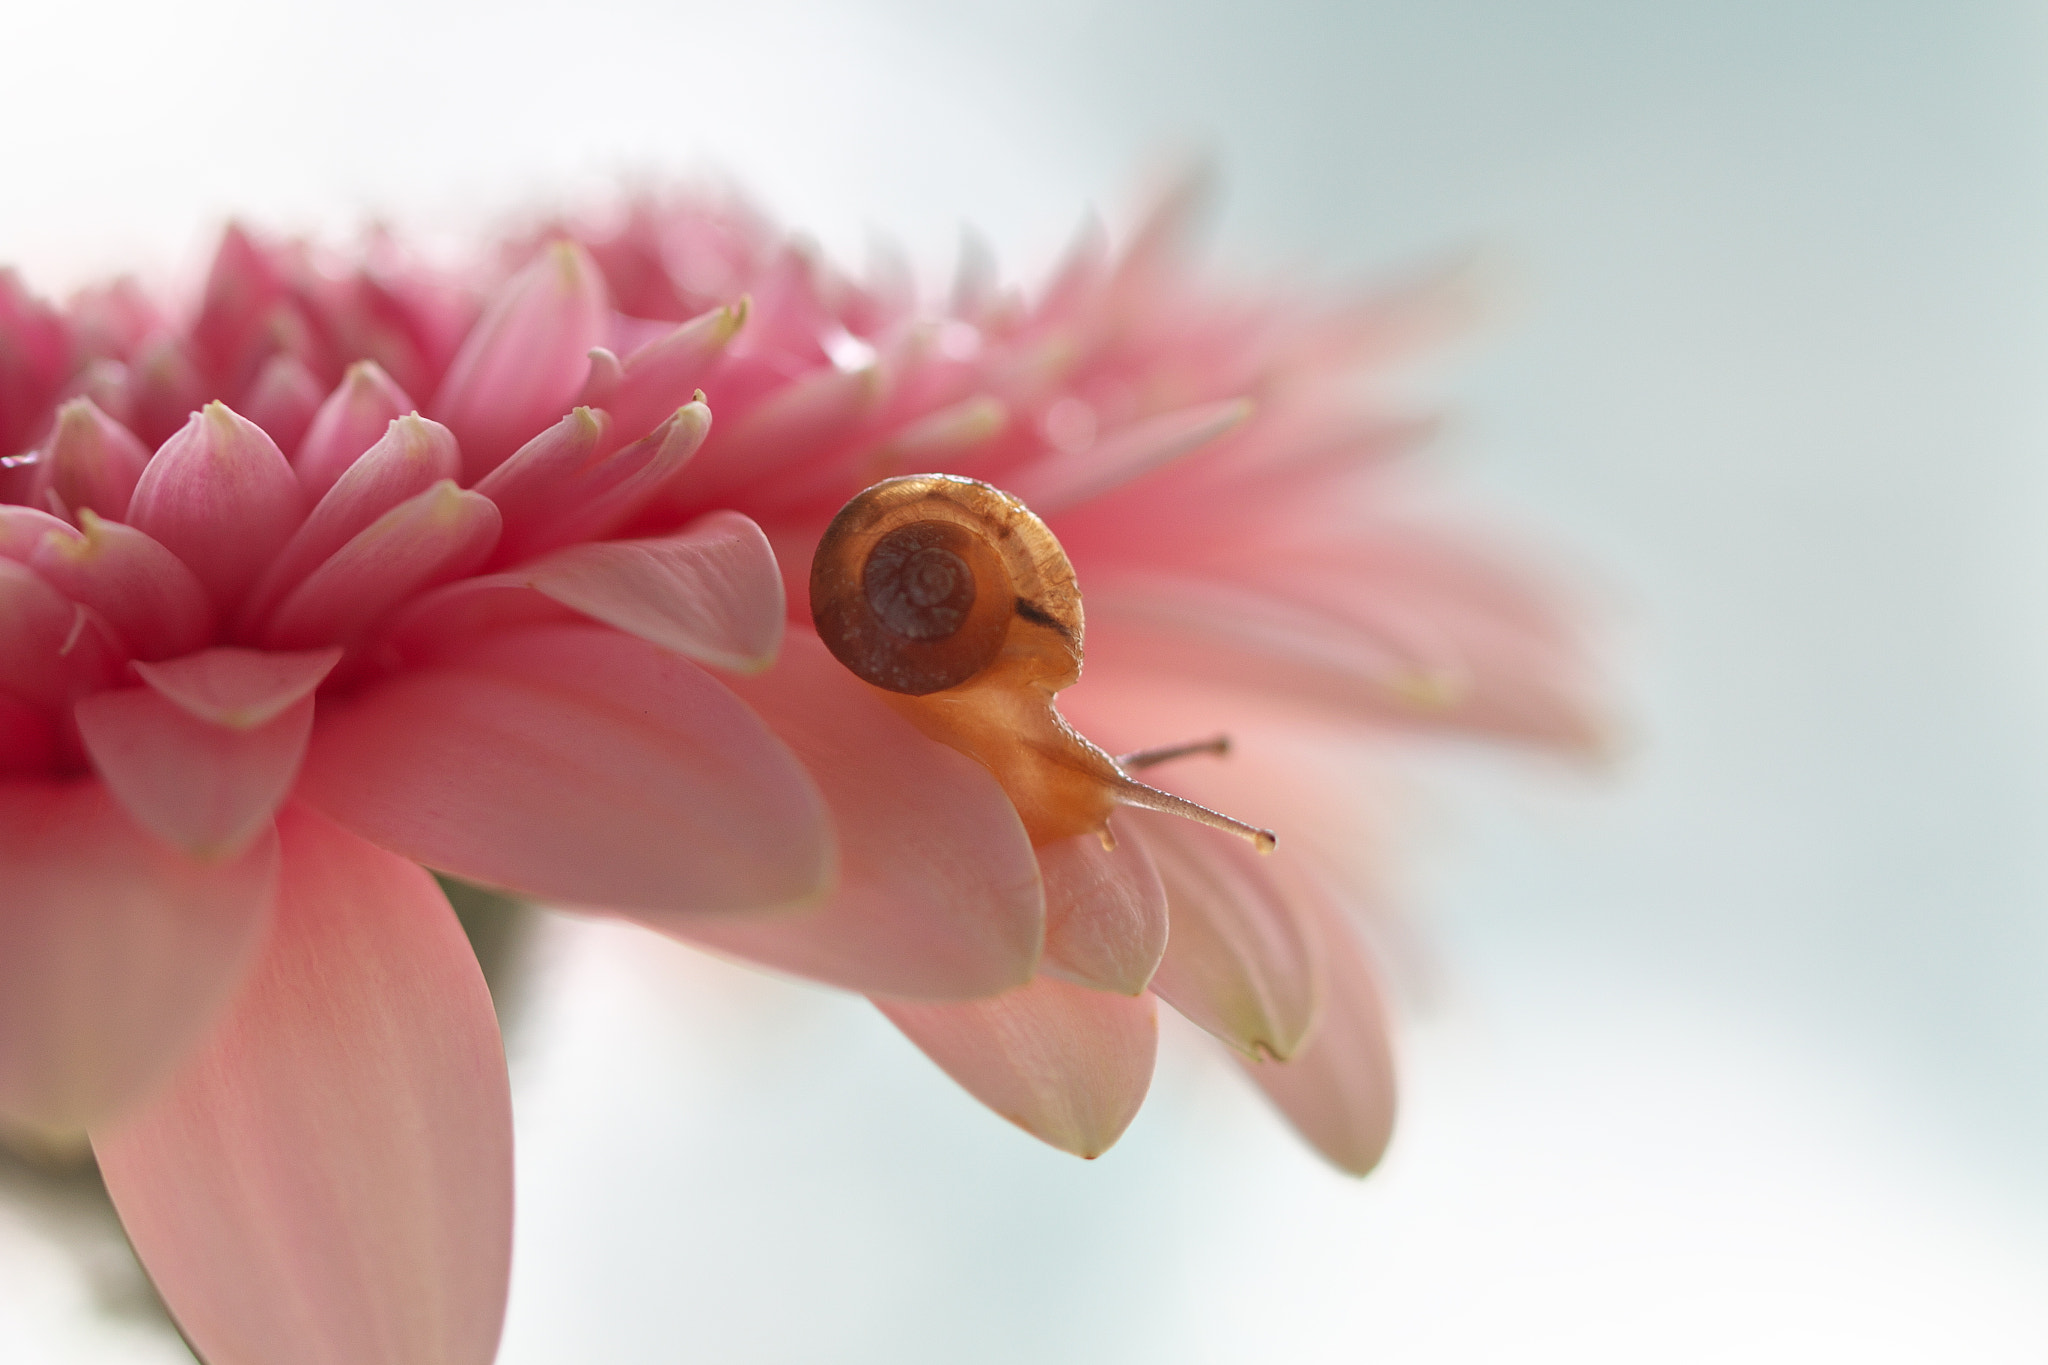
[{"left": 811, "top": 474, "right": 1276, "bottom": 853}]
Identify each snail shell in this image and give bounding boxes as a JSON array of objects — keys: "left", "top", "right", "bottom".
[
  {"left": 811, "top": 474, "right": 1275, "bottom": 852},
  {"left": 810, "top": 474, "right": 1081, "bottom": 698}
]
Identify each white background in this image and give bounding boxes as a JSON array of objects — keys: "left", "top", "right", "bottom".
[{"left": 4, "top": 2, "right": 2048, "bottom": 1360}]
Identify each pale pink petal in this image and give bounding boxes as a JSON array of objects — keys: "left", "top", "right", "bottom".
[
  {"left": 59, "top": 358, "right": 137, "bottom": 433},
  {"left": 373, "top": 575, "right": 580, "bottom": 662},
  {"left": 240, "top": 353, "right": 326, "bottom": 456},
  {"left": 128, "top": 333, "right": 206, "bottom": 449},
  {"left": 0, "top": 779, "right": 277, "bottom": 1130},
  {"left": 263, "top": 481, "right": 500, "bottom": 650},
  {"left": 0, "top": 559, "right": 125, "bottom": 706},
  {"left": 594, "top": 299, "right": 747, "bottom": 447},
  {"left": 1009, "top": 397, "right": 1252, "bottom": 515},
  {"left": 75, "top": 687, "right": 313, "bottom": 858},
  {"left": 126, "top": 401, "right": 307, "bottom": 613},
  {"left": 477, "top": 402, "right": 709, "bottom": 565},
  {"left": 42, "top": 396, "right": 151, "bottom": 522},
  {"left": 679, "top": 631, "right": 1041, "bottom": 997},
  {"left": 94, "top": 805, "right": 511, "bottom": 1365},
  {"left": 680, "top": 362, "right": 881, "bottom": 502},
  {"left": 297, "top": 624, "right": 832, "bottom": 912},
  {"left": 28, "top": 511, "right": 214, "bottom": 661},
  {"left": 1240, "top": 877, "right": 1397, "bottom": 1175},
  {"left": 294, "top": 360, "right": 417, "bottom": 501},
  {"left": 1128, "top": 810, "right": 1324, "bottom": 1060},
  {"left": 245, "top": 413, "right": 461, "bottom": 629},
  {"left": 0, "top": 503, "right": 75, "bottom": 558},
  {"left": 133, "top": 645, "right": 342, "bottom": 729},
  {"left": 876, "top": 975, "right": 1156, "bottom": 1158},
  {"left": 514, "top": 510, "right": 783, "bottom": 672},
  {"left": 433, "top": 240, "right": 611, "bottom": 483},
  {"left": 1038, "top": 819, "right": 1169, "bottom": 996}
]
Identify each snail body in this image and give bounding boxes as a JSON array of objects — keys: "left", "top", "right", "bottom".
[{"left": 811, "top": 474, "right": 1274, "bottom": 851}]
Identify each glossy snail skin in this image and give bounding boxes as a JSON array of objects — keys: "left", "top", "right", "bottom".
[{"left": 811, "top": 474, "right": 1275, "bottom": 851}]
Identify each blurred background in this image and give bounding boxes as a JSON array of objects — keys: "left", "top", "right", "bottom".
[{"left": 6, "top": 1, "right": 2048, "bottom": 1359}]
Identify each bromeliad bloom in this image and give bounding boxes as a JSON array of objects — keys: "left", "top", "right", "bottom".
[{"left": 0, "top": 185, "right": 1600, "bottom": 1362}]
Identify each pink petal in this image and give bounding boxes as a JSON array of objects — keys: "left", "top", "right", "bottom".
[
  {"left": 133, "top": 645, "right": 342, "bottom": 729},
  {"left": 42, "top": 396, "right": 151, "bottom": 522},
  {"left": 94, "top": 805, "right": 512, "bottom": 1365},
  {"left": 598, "top": 299, "right": 746, "bottom": 447},
  {"left": 876, "top": 975, "right": 1156, "bottom": 1159},
  {"left": 0, "top": 503, "right": 73, "bottom": 559},
  {"left": 432, "top": 240, "right": 611, "bottom": 483},
  {"left": 127, "top": 401, "right": 307, "bottom": 614},
  {"left": 0, "top": 559, "right": 124, "bottom": 707},
  {"left": 680, "top": 362, "right": 881, "bottom": 503},
  {"left": 0, "top": 779, "right": 277, "bottom": 1130},
  {"left": 75, "top": 686, "right": 313, "bottom": 858},
  {"left": 60, "top": 357, "right": 138, "bottom": 434},
  {"left": 1129, "top": 811, "right": 1324, "bottom": 1060},
  {"left": 262, "top": 481, "right": 500, "bottom": 650},
  {"left": 28, "top": 511, "right": 214, "bottom": 661},
  {"left": 245, "top": 413, "right": 461, "bottom": 630},
  {"left": 679, "top": 631, "right": 1041, "bottom": 998},
  {"left": 128, "top": 333, "right": 206, "bottom": 449},
  {"left": 1038, "top": 819, "right": 1169, "bottom": 996},
  {"left": 1239, "top": 877, "right": 1397, "bottom": 1175},
  {"left": 297, "top": 624, "right": 832, "bottom": 913},
  {"left": 295, "top": 360, "right": 417, "bottom": 501},
  {"left": 239, "top": 353, "right": 326, "bottom": 457},
  {"left": 475, "top": 402, "right": 709, "bottom": 566},
  {"left": 1009, "top": 397, "right": 1253, "bottom": 515},
  {"left": 514, "top": 510, "right": 783, "bottom": 672}
]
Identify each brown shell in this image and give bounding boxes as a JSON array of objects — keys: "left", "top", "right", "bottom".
[
  {"left": 811, "top": 474, "right": 1275, "bottom": 853},
  {"left": 810, "top": 474, "right": 1083, "bottom": 697}
]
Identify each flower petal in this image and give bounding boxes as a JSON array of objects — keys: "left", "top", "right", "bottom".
[
  {"left": 598, "top": 299, "right": 746, "bottom": 447},
  {"left": 42, "top": 396, "right": 151, "bottom": 522},
  {"left": 476, "top": 402, "right": 708, "bottom": 565},
  {"left": 247, "top": 412, "right": 461, "bottom": 629},
  {"left": 0, "top": 558, "right": 125, "bottom": 707},
  {"left": 295, "top": 360, "right": 417, "bottom": 501},
  {"left": 133, "top": 645, "right": 342, "bottom": 729},
  {"left": 240, "top": 353, "right": 326, "bottom": 457},
  {"left": 263, "top": 481, "right": 500, "bottom": 650},
  {"left": 126, "top": 401, "right": 307, "bottom": 613},
  {"left": 1128, "top": 811, "right": 1323, "bottom": 1060},
  {"left": 0, "top": 779, "right": 277, "bottom": 1131},
  {"left": 94, "top": 805, "right": 512, "bottom": 1365},
  {"left": 876, "top": 975, "right": 1156, "bottom": 1159},
  {"left": 1009, "top": 397, "right": 1253, "bottom": 515},
  {"left": 679, "top": 631, "right": 1042, "bottom": 998},
  {"left": 1239, "top": 876, "right": 1397, "bottom": 1175},
  {"left": 28, "top": 511, "right": 214, "bottom": 661},
  {"left": 297, "top": 624, "right": 832, "bottom": 913},
  {"left": 1038, "top": 819, "right": 1169, "bottom": 996},
  {"left": 75, "top": 686, "right": 313, "bottom": 859},
  {"left": 433, "top": 240, "right": 611, "bottom": 483},
  {"left": 516, "top": 510, "right": 783, "bottom": 672}
]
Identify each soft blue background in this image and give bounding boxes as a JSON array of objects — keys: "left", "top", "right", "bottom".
[{"left": 4, "top": 3, "right": 2047, "bottom": 1360}]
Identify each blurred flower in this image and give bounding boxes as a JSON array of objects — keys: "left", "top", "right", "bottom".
[{"left": 0, "top": 185, "right": 1599, "bottom": 1361}]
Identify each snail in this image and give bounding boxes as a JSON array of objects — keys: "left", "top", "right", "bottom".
[{"left": 810, "top": 473, "right": 1276, "bottom": 852}]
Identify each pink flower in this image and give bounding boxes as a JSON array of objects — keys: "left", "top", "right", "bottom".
[
  {"left": 0, "top": 187, "right": 1600, "bottom": 1361},
  {"left": 0, "top": 240, "right": 829, "bottom": 1364},
  {"left": 529, "top": 189, "right": 1600, "bottom": 1167}
]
